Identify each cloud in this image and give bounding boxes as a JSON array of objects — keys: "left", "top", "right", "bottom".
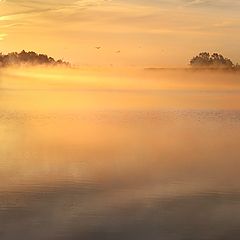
[
  {"left": 0, "top": 0, "right": 239, "bottom": 66},
  {"left": 126, "top": 0, "right": 240, "bottom": 10},
  {"left": 0, "top": 0, "right": 111, "bottom": 24},
  {"left": 0, "top": 0, "right": 239, "bottom": 39},
  {"left": 182, "top": 0, "right": 240, "bottom": 9},
  {"left": 0, "top": 33, "right": 7, "bottom": 40}
]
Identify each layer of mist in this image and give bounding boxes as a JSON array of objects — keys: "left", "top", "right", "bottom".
[
  {"left": 1, "top": 66, "right": 240, "bottom": 240},
  {"left": 1, "top": 66, "right": 240, "bottom": 111}
]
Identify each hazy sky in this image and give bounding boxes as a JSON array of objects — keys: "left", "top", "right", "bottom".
[{"left": 0, "top": 0, "right": 240, "bottom": 67}]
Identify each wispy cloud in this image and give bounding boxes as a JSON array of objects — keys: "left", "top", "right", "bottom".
[
  {"left": 0, "top": 0, "right": 111, "bottom": 25},
  {"left": 0, "top": 0, "right": 239, "bottom": 66},
  {"left": 184, "top": 0, "right": 239, "bottom": 6},
  {"left": 126, "top": 0, "right": 240, "bottom": 10},
  {"left": 0, "top": 33, "right": 7, "bottom": 40}
]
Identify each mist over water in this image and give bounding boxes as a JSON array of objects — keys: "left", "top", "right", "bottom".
[{"left": 1, "top": 67, "right": 240, "bottom": 240}]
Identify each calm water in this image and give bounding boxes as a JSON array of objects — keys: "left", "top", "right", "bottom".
[{"left": 1, "top": 70, "right": 240, "bottom": 240}]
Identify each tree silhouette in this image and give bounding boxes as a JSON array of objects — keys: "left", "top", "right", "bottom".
[
  {"left": 190, "top": 52, "right": 211, "bottom": 67},
  {"left": 190, "top": 52, "right": 235, "bottom": 69},
  {"left": 0, "top": 50, "right": 70, "bottom": 67}
]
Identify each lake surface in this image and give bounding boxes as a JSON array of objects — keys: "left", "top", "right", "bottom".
[{"left": 1, "top": 69, "right": 240, "bottom": 240}]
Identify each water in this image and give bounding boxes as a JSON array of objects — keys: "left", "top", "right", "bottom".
[{"left": 1, "top": 69, "right": 240, "bottom": 240}]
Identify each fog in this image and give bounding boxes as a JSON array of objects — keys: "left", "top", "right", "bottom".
[
  {"left": 1, "top": 66, "right": 240, "bottom": 240},
  {"left": 1, "top": 66, "right": 240, "bottom": 112}
]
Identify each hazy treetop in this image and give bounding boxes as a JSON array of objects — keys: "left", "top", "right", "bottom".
[
  {"left": 190, "top": 52, "right": 239, "bottom": 70},
  {"left": 0, "top": 50, "right": 70, "bottom": 67}
]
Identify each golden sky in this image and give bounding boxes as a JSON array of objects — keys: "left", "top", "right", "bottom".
[{"left": 0, "top": 0, "right": 240, "bottom": 67}]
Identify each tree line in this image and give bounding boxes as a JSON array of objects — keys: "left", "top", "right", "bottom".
[
  {"left": 0, "top": 50, "right": 70, "bottom": 67},
  {"left": 190, "top": 52, "right": 239, "bottom": 70}
]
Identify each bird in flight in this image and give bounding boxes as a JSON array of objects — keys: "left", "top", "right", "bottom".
[
  {"left": 116, "top": 50, "right": 121, "bottom": 53},
  {"left": 95, "top": 47, "right": 101, "bottom": 50}
]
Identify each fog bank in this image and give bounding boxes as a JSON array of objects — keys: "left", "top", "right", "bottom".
[{"left": 1, "top": 66, "right": 240, "bottom": 111}]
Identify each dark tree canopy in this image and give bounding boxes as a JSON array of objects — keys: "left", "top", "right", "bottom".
[
  {"left": 190, "top": 52, "right": 237, "bottom": 69},
  {"left": 0, "top": 50, "right": 70, "bottom": 67}
]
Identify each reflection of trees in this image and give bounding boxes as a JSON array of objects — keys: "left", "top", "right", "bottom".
[
  {"left": 190, "top": 52, "right": 238, "bottom": 70},
  {"left": 0, "top": 50, "right": 70, "bottom": 67}
]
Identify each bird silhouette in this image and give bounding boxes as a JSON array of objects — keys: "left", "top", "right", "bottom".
[{"left": 95, "top": 47, "right": 101, "bottom": 50}]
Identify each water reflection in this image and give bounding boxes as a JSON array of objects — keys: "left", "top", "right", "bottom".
[
  {"left": 1, "top": 108, "right": 240, "bottom": 240},
  {"left": 1, "top": 69, "right": 240, "bottom": 239}
]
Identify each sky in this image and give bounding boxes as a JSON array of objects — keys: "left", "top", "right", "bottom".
[{"left": 0, "top": 0, "right": 240, "bottom": 67}]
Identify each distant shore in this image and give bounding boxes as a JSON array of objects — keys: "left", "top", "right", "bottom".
[{"left": 145, "top": 67, "right": 240, "bottom": 72}]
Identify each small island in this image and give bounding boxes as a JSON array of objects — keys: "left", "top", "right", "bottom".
[
  {"left": 0, "top": 50, "right": 70, "bottom": 67},
  {"left": 190, "top": 52, "right": 240, "bottom": 71}
]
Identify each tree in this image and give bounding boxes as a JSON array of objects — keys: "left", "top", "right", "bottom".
[
  {"left": 0, "top": 50, "right": 70, "bottom": 67},
  {"left": 210, "top": 53, "right": 233, "bottom": 68},
  {"left": 190, "top": 52, "right": 211, "bottom": 67},
  {"left": 190, "top": 52, "right": 234, "bottom": 69}
]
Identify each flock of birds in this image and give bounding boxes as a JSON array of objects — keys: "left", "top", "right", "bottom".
[
  {"left": 95, "top": 46, "right": 143, "bottom": 54},
  {"left": 95, "top": 46, "right": 121, "bottom": 54}
]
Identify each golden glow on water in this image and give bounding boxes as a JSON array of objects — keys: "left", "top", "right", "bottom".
[
  {"left": 1, "top": 67, "right": 240, "bottom": 190},
  {"left": 2, "top": 67, "right": 240, "bottom": 112},
  {"left": 1, "top": 67, "right": 240, "bottom": 239}
]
